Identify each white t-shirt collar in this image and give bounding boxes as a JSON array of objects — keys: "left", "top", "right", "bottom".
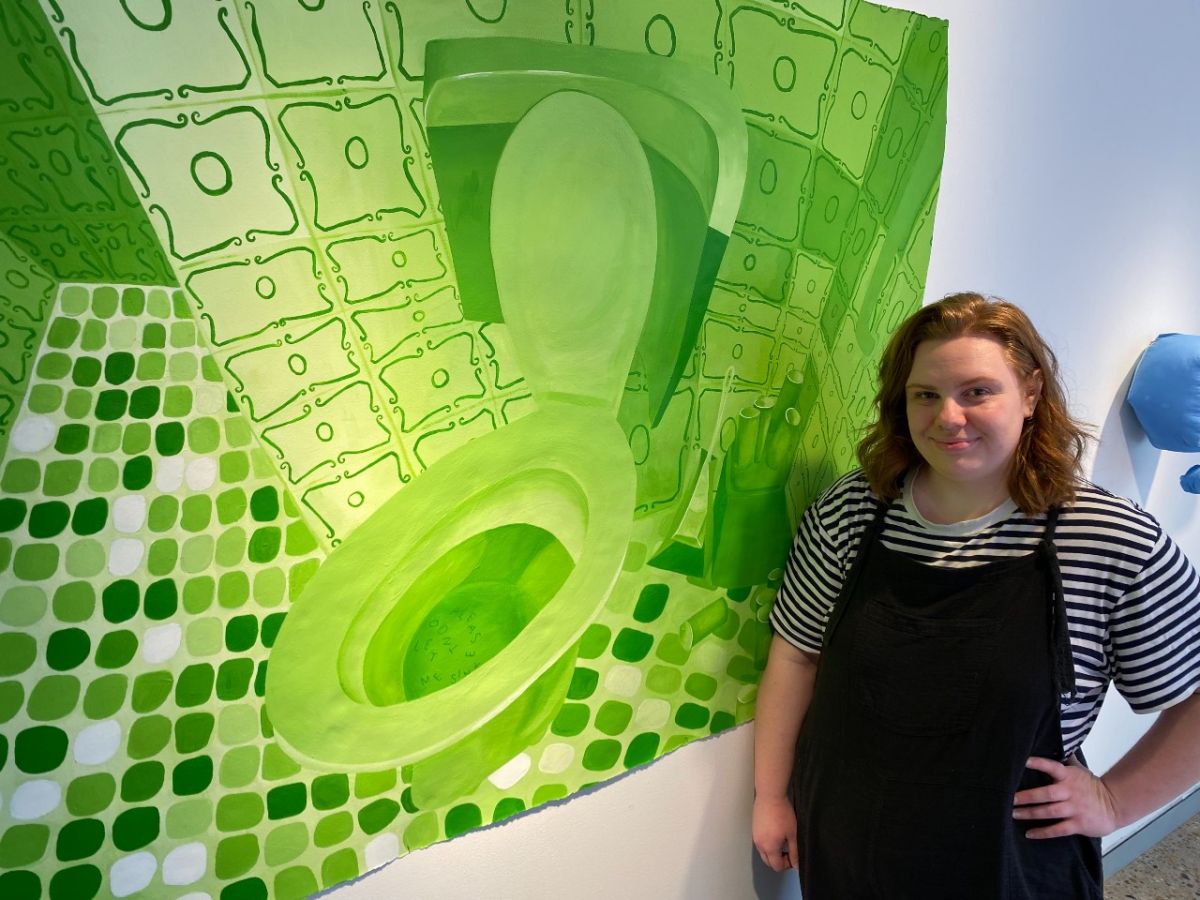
[{"left": 900, "top": 468, "right": 1019, "bottom": 535}]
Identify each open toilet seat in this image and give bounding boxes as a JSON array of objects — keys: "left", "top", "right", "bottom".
[
  {"left": 265, "top": 406, "right": 634, "bottom": 766},
  {"left": 266, "top": 90, "right": 659, "bottom": 770}
]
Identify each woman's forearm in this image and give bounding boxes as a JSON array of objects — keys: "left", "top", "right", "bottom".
[
  {"left": 1102, "top": 689, "right": 1200, "bottom": 829},
  {"left": 754, "top": 634, "right": 820, "bottom": 800}
]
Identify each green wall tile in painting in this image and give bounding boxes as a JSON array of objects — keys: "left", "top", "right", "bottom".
[
  {"left": 0, "top": 2, "right": 174, "bottom": 286},
  {"left": 0, "top": 235, "right": 57, "bottom": 464},
  {"left": 0, "top": 2, "right": 947, "bottom": 898}
]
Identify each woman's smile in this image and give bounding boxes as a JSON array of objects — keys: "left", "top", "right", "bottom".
[{"left": 933, "top": 437, "right": 975, "bottom": 451}]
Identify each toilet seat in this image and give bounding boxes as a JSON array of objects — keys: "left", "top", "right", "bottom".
[
  {"left": 266, "top": 407, "right": 633, "bottom": 765},
  {"left": 266, "top": 91, "right": 658, "bottom": 769}
]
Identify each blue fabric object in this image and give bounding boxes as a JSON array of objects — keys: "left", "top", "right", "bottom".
[
  {"left": 1127, "top": 333, "right": 1200, "bottom": 452},
  {"left": 1182, "top": 465, "right": 1200, "bottom": 494}
]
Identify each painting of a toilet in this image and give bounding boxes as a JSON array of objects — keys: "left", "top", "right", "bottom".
[{"left": 0, "top": 2, "right": 947, "bottom": 896}]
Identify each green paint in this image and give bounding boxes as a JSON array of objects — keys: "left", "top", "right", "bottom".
[
  {"left": 363, "top": 524, "right": 572, "bottom": 703},
  {"left": 321, "top": 849, "right": 358, "bottom": 889},
  {"left": 0, "top": 871, "right": 40, "bottom": 900},
  {"left": 566, "top": 667, "right": 599, "bottom": 700},
  {"left": 127, "top": 714, "right": 171, "bottom": 759},
  {"left": 121, "top": 423, "right": 150, "bottom": 455},
  {"left": 49, "top": 865, "right": 102, "bottom": 900},
  {"left": 65, "top": 773, "right": 115, "bottom": 817},
  {"left": 218, "top": 793, "right": 265, "bottom": 832},
  {"left": 0, "top": 681, "right": 24, "bottom": 723},
  {"left": 28, "top": 501, "right": 67, "bottom": 539},
  {"left": 0, "top": 3, "right": 946, "bottom": 893},
  {"left": 551, "top": 703, "right": 589, "bottom": 738},
  {"left": 217, "top": 658, "right": 254, "bottom": 700},
  {"left": 0, "top": 586, "right": 46, "bottom": 627},
  {"left": 275, "top": 866, "right": 318, "bottom": 900},
  {"left": 121, "top": 761, "right": 165, "bottom": 803},
  {"left": 122, "top": 455, "right": 152, "bottom": 490},
  {"left": 2, "top": 460, "right": 40, "bottom": 493},
  {"left": 173, "top": 756, "right": 214, "bottom": 795},
  {"left": 175, "top": 712, "right": 215, "bottom": 753},
  {"left": 102, "top": 580, "right": 138, "bottom": 623},
  {"left": 215, "top": 833, "right": 260, "bottom": 879},
  {"left": 82, "top": 672, "right": 126, "bottom": 717},
  {"left": 143, "top": 580, "right": 178, "bottom": 619},
  {"left": 675, "top": 701, "right": 711, "bottom": 729},
  {"left": 634, "top": 584, "right": 670, "bottom": 622},
  {"left": 685, "top": 672, "right": 719, "bottom": 701},
  {"left": 262, "top": 820, "right": 307, "bottom": 865},
  {"left": 595, "top": 701, "right": 634, "bottom": 736},
  {"left": 0, "top": 824, "right": 50, "bottom": 867},
  {"left": 313, "top": 811, "right": 352, "bottom": 849},
  {"left": 165, "top": 797, "right": 214, "bottom": 840},
  {"left": 219, "top": 746, "right": 261, "bottom": 789},
  {"left": 492, "top": 797, "right": 526, "bottom": 822},
  {"left": 0, "top": 499, "right": 28, "bottom": 532},
  {"left": 624, "top": 732, "right": 661, "bottom": 768},
  {"left": 112, "top": 806, "right": 160, "bottom": 851},
  {"left": 582, "top": 739, "right": 621, "bottom": 772},
  {"left": 27, "top": 674, "right": 79, "bottom": 720},
  {"left": 612, "top": 628, "right": 655, "bottom": 662},
  {"left": 444, "top": 804, "right": 483, "bottom": 839},
  {"left": 266, "top": 783, "right": 306, "bottom": 819},
  {"left": 0, "top": 633, "right": 36, "bottom": 675},
  {"left": 70, "top": 498, "right": 107, "bottom": 536},
  {"left": 55, "top": 819, "right": 103, "bottom": 862},
  {"left": 52, "top": 577, "right": 97, "bottom": 621}
]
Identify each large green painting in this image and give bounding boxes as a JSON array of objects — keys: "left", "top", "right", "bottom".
[{"left": 0, "top": 1, "right": 946, "bottom": 897}]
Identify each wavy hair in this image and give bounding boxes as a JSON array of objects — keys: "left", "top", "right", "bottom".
[{"left": 857, "top": 292, "right": 1091, "bottom": 512}]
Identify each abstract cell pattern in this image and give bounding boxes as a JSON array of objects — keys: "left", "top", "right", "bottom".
[{"left": 0, "top": 1, "right": 947, "bottom": 898}]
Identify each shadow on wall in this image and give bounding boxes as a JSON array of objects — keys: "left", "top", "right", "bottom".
[
  {"left": 1091, "top": 361, "right": 1160, "bottom": 507},
  {"left": 749, "top": 847, "right": 802, "bottom": 900}
]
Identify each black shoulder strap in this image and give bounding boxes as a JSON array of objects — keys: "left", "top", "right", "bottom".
[
  {"left": 1039, "top": 505, "right": 1076, "bottom": 696},
  {"left": 822, "top": 498, "right": 889, "bottom": 650}
]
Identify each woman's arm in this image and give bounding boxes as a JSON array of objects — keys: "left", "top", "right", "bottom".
[
  {"left": 1014, "top": 689, "right": 1200, "bottom": 837},
  {"left": 752, "top": 634, "right": 820, "bottom": 870}
]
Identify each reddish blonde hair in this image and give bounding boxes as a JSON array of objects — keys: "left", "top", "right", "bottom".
[{"left": 857, "top": 292, "right": 1091, "bottom": 512}]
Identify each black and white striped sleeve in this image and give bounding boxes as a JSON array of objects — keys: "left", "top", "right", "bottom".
[
  {"left": 770, "top": 483, "right": 853, "bottom": 653},
  {"left": 1110, "top": 524, "right": 1200, "bottom": 712}
]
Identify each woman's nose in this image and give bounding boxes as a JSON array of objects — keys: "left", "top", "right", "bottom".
[{"left": 935, "top": 398, "right": 966, "bottom": 427}]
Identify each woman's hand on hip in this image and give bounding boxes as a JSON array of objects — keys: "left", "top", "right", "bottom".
[
  {"left": 1012, "top": 755, "right": 1120, "bottom": 838},
  {"left": 752, "top": 795, "right": 798, "bottom": 871}
]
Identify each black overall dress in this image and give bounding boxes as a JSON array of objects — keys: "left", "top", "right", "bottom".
[{"left": 791, "top": 500, "right": 1104, "bottom": 899}]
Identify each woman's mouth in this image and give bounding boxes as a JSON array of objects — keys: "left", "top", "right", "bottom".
[{"left": 934, "top": 438, "right": 975, "bottom": 451}]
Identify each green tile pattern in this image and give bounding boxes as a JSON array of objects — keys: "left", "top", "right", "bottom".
[
  {"left": 0, "top": 1, "right": 174, "bottom": 285},
  {"left": 0, "top": 283, "right": 325, "bottom": 899}
]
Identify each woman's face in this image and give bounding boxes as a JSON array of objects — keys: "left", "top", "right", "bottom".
[{"left": 905, "top": 334, "right": 1041, "bottom": 499}]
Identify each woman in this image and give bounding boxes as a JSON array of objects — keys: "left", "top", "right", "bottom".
[{"left": 752, "top": 293, "right": 1200, "bottom": 898}]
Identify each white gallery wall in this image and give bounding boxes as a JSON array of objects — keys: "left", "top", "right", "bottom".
[{"left": 333, "top": 0, "right": 1200, "bottom": 896}]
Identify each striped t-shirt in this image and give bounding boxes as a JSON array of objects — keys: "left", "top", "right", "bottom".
[{"left": 770, "top": 469, "right": 1200, "bottom": 755}]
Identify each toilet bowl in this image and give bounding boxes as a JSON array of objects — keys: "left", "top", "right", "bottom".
[{"left": 265, "top": 91, "right": 659, "bottom": 798}]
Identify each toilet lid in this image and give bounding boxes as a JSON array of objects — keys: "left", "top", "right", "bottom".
[{"left": 490, "top": 90, "right": 657, "bottom": 410}]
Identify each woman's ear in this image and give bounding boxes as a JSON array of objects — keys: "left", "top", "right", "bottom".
[{"left": 1024, "top": 369, "right": 1044, "bottom": 418}]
